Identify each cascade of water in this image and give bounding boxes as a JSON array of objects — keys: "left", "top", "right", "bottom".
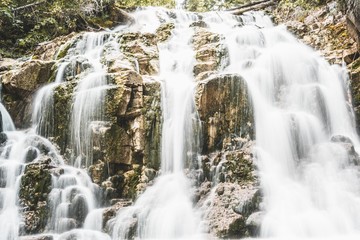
[
  {"left": 32, "top": 62, "right": 68, "bottom": 136},
  {"left": 1, "top": 4, "right": 360, "bottom": 240},
  {"left": 109, "top": 9, "right": 203, "bottom": 239},
  {"left": 0, "top": 130, "right": 64, "bottom": 240},
  {"left": 69, "top": 32, "right": 110, "bottom": 168},
  {"left": 208, "top": 10, "right": 360, "bottom": 238}
]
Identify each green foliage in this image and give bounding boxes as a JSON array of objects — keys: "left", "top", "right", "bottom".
[
  {"left": 0, "top": 0, "right": 114, "bottom": 57},
  {"left": 185, "top": 0, "right": 250, "bottom": 12},
  {"left": 279, "top": 0, "right": 331, "bottom": 9},
  {"left": 117, "top": 0, "right": 174, "bottom": 8}
]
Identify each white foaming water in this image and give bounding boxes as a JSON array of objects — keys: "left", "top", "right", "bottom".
[
  {"left": 0, "top": 129, "right": 64, "bottom": 240},
  {"left": 1, "top": 5, "right": 360, "bottom": 240},
  {"left": 109, "top": 9, "right": 203, "bottom": 239},
  {"left": 69, "top": 32, "right": 110, "bottom": 168},
  {"left": 32, "top": 62, "right": 68, "bottom": 136},
  {"left": 206, "top": 11, "right": 360, "bottom": 238}
]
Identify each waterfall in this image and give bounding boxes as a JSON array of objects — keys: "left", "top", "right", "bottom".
[
  {"left": 1, "top": 3, "right": 360, "bottom": 240},
  {"left": 109, "top": 9, "right": 203, "bottom": 239},
  {"left": 213, "top": 11, "right": 360, "bottom": 238}
]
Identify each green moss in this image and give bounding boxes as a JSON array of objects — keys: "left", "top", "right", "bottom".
[
  {"left": 19, "top": 162, "right": 53, "bottom": 234},
  {"left": 53, "top": 81, "right": 76, "bottom": 153}
]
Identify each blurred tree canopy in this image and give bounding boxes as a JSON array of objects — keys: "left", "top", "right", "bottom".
[{"left": 0, "top": 0, "right": 174, "bottom": 57}]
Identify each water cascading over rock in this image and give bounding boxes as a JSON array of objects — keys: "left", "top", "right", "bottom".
[{"left": 1, "top": 2, "right": 360, "bottom": 240}]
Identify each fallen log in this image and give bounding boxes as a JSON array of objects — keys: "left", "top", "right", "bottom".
[
  {"left": 227, "top": 0, "right": 276, "bottom": 15},
  {"left": 12, "top": 0, "right": 47, "bottom": 13}
]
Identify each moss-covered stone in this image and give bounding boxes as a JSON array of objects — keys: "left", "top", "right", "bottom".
[
  {"left": 19, "top": 158, "right": 55, "bottom": 234},
  {"left": 52, "top": 81, "right": 76, "bottom": 153},
  {"left": 156, "top": 23, "right": 175, "bottom": 42},
  {"left": 143, "top": 80, "right": 162, "bottom": 169}
]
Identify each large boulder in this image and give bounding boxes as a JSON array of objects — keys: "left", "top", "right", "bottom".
[
  {"left": 1, "top": 60, "right": 56, "bottom": 127},
  {"left": 198, "top": 183, "right": 261, "bottom": 238},
  {"left": 19, "top": 157, "right": 61, "bottom": 235},
  {"left": 196, "top": 74, "right": 253, "bottom": 153}
]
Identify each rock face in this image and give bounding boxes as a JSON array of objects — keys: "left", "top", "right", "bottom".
[
  {"left": 0, "top": 60, "right": 56, "bottom": 127},
  {"left": 19, "top": 157, "right": 60, "bottom": 235},
  {"left": 0, "top": 11, "right": 261, "bottom": 239},
  {"left": 344, "top": 0, "right": 360, "bottom": 52},
  {"left": 196, "top": 74, "right": 253, "bottom": 153},
  {"left": 192, "top": 27, "right": 229, "bottom": 78}
]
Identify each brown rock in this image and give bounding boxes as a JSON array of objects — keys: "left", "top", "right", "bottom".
[{"left": 196, "top": 74, "right": 253, "bottom": 153}]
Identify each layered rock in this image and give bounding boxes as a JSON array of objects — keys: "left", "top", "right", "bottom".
[
  {"left": 19, "top": 157, "right": 62, "bottom": 235},
  {"left": 196, "top": 74, "right": 253, "bottom": 153},
  {"left": 192, "top": 27, "right": 229, "bottom": 78},
  {"left": 0, "top": 60, "right": 56, "bottom": 127}
]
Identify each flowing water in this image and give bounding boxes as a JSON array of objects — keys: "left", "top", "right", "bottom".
[{"left": 0, "top": 3, "right": 360, "bottom": 240}]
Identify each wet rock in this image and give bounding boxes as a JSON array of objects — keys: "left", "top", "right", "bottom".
[
  {"left": 103, "top": 199, "right": 132, "bottom": 231},
  {"left": 192, "top": 29, "right": 229, "bottom": 77},
  {"left": 119, "top": 32, "right": 159, "bottom": 75},
  {"left": 344, "top": 0, "right": 360, "bottom": 51},
  {"left": 1, "top": 60, "right": 55, "bottom": 98},
  {"left": 196, "top": 74, "right": 253, "bottom": 153},
  {"left": 246, "top": 211, "right": 263, "bottom": 237},
  {"left": 69, "top": 194, "right": 89, "bottom": 226},
  {"left": 190, "top": 20, "right": 208, "bottom": 28},
  {"left": 24, "top": 146, "right": 39, "bottom": 163},
  {"left": 199, "top": 183, "right": 260, "bottom": 238},
  {"left": 156, "top": 23, "right": 175, "bottom": 42},
  {"left": 88, "top": 160, "right": 107, "bottom": 185},
  {"left": 33, "top": 33, "right": 79, "bottom": 60},
  {"left": 19, "top": 158, "right": 59, "bottom": 234},
  {"left": 331, "top": 135, "right": 360, "bottom": 165},
  {"left": 0, "top": 132, "right": 7, "bottom": 145},
  {"left": 52, "top": 81, "right": 76, "bottom": 153},
  {"left": 1, "top": 60, "right": 55, "bottom": 127}
]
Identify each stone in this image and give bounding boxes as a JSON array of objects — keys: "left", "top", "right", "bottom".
[
  {"left": 33, "top": 32, "right": 79, "bottom": 60},
  {"left": 0, "top": 132, "right": 7, "bottom": 145},
  {"left": 119, "top": 32, "right": 159, "bottom": 75},
  {"left": 245, "top": 211, "right": 263, "bottom": 237},
  {"left": 0, "top": 58, "right": 17, "bottom": 72},
  {"left": 196, "top": 74, "right": 253, "bottom": 153},
  {"left": 192, "top": 29, "right": 229, "bottom": 77},
  {"left": 156, "top": 23, "right": 175, "bottom": 42},
  {"left": 19, "top": 157, "right": 59, "bottom": 234},
  {"left": 103, "top": 199, "right": 132, "bottom": 231},
  {"left": 331, "top": 135, "right": 360, "bottom": 165},
  {"left": 24, "top": 146, "right": 39, "bottom": 163},
  {"left": 20, "top": 235, "right": 54, "bottom": 240},
  {"left": 1, "top": 60, "right": 56, "bottom": 127},
  {"left": 69, "top": 194, "right": 89, "bottom": 227},
  {"left": 199, "top": 183, "right": 259, "bottom": 238},
  {"left": 1, "top": 60, "right": 55, "bottom": 98}
]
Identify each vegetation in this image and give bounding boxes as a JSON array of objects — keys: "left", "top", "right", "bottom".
[
  {"left": 279, "top": 0, "right": 332, "bottom": 9},
  {"left": 0, "top": 0, "right": 174, "bottom": 58}
]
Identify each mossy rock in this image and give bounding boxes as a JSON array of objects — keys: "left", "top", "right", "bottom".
[{"left": 19, "top": 159, "right": 54, "bottom": 234}]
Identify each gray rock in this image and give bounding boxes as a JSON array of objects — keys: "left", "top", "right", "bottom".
[{"left": 246, "top": 211, "right": 264, "bottom": 237}]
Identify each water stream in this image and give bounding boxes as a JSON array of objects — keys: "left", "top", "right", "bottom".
[{"left": 0, "top": 3, "right": 360, "bottom": 240}]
